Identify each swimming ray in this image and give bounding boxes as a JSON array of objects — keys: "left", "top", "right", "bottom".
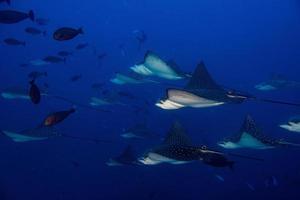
[
  {"left": 110, "top": 72, "right": 159, "bottom": 85},
  {"left": 121, "top": 122, "right": 158, "bottom": 139},
  {"left": 156, "top": 61, "right": 300, "bottom": 110},
  {"left": 2, "top": 127, "right": 113, "bottom": 143},
  {"left": 106, "top": 145, "right": 138, "bottom": 166},
  {"left": 138, "top": 122, "right": 234, "bottom": 169},
  {"left": 280, "top": 116, "right": 300, "bottom": 133},
  {"left": 2, "top": 126, "right": 59, "bottom": 142},
  {"left": 156, "top": 62, "right": 243, "bottom": 109},
  {"left": 130, "top": 51, "right": 189, "bottom": 80},
  {"left": 218, "top": 115, "right": 297, "bottom": 149}
]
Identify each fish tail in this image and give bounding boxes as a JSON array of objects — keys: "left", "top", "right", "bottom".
[
  {"left": 78, "top": 27, "right": 84, "bottom": 34},
  {"left": 28, "top": 10, "right": 35, "bottom": 21}
]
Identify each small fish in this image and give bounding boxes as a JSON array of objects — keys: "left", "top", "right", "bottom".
[
  {"left": 119, "top": 44, "right": 126, "bottom": 57},
  {"left": 133, "top": 30, "right": 147, "bottom": 49},
  {"left": 29, "top": 80, "right": 41, "bottom": 104},
  {"left": 57, "top": 51, "right": 73, "bottom": 57},
  {"left": 118, "top": 91, "right": 135, "bottom": 99},
  {"left": 19, "top": 63, "right": 29, "bottom": 68},
  {"left": 76, "top": 43, "right": 88, "bottom": 50},
  {"left": 25, "top": 27, "right": 46, "bottom": 36},
  {"left": 246, "top": 183, "right": 255, "bottom": 191},
  {"left": 98, "top": 53, "right": 107, "bottom": 60},
  {"left": 42, "top": 108, "right": 76, "bottom": 126},
  {"left": 4, "top": 38, "right": 25, "bottom": 46},
  {"left": 0, "top": 10, "right": 34, "bottom": 24},
  {"left": 91, "top": 83, "right": 104, "bottom": 90},
  {"left": 35, "top": 18, "right": 49, "bottom": 26},
  {"left": 0, "top": 0, "right": 10, "bottom": 5},
  {"left": 264, "top": 176, "right": 279, "bottom": 188},
  {"left": 30, "top": 59, "right": 50, "bottom": 66},
  {"left": 215, "top": 174, "right": 225, "bottom": 182},
  {"left": 70, "top": 160, "right": 80, "bottom": 168},
  {"left": 70, "top": 74, "right": 82, "bottom": 82},
  {"left": 53, "top": 27, "right": 83, "bottom": 41},
  {"left": 43, "top": 56, "right": 65, "bottom": 64},
  {"left": 28, "top": 71, "right": 47, "bottom": 79}
]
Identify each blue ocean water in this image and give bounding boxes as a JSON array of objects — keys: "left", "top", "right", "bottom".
[{"left": 1, "top": 0, "right": 300, "bottom": 199}]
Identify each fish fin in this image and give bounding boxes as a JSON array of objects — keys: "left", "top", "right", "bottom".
[
  {"left": 239, "top": 115, "right": 261, "bottom": 138},
  {"left": 185, "top": 61, "right": 222, "bottom": 90},
  {"left": 78, "top": 27, "right": 84, "bottom": 34},
  {"left": 28, "top": 10, "right": 35, "bottom": 22},
  {"left": 163, "top": 121, "right": 192, "bottom": 146}
]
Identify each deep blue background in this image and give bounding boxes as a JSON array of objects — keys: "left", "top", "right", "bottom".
[{"left": 1, "top": 0, "right": 300, "bottom": 199}]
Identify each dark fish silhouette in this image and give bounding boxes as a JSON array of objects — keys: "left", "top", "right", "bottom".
[
  {"left": 35, "top": 18, "right": 49, "bottom": 26},
  {"left": 19, "top": 63, "right": 29, "bottom": 68},
  {"left": 70, "top": 160, "right": 80, "bottom": 168},
  {"left": 133, "top": 30, "right": 147, "bottom": 49},
  {"left": 43, "top": 56, "right": 65, "bottom": 64},
  {"left": 57, "top": 51, "right": 72, "bottom": 57},
  {"left": 0, "top": 10, "right": 34, "bottom": 24},
  {"left": 91, "top": 83, "right": 104, "bottom": 90},
  {"left": 98, "top": 53, "right": 107, "bottom": 60},
  {"left": 75, "top": 43, "right": 88, "bottom": 50},
  {"left": 117, "top": 91, "right": 135, "bottom": 99},
  {"left": 29, "top": 80, "right": 41, "bottom": 104},
  {"left": 28, "top": 71, "right": 47, "bottom": 79},
  {"left": 53, "top": 27, "right": 83, "bottom": 41},
  {"left": 0, "top": 0, "right": 10, "bottom": 5},
  {"left": 3, "top": 38, "right": 25, "bottom": 46},
  {"left": 106, "top": 145, "right": 138, "bottom": 166},
  {"left": 70, "top": 74, "right": 82, "bottom": 82},
  {"left": 25, "top": 27, "right": 46, "bottom": 36},
  {"left": 42, "top": 108, "right": 76, "bottom": 127}
]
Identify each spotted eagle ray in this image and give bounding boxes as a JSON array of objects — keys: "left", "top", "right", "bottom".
[
  {"left": 130, "top": 51, "right": 190, "bottom": 80},
  {"left": 280, "top": 116, "right": 300, "bottom": 133},
  {"left": 106, "top": 145, "right": 138, "bottom": 166},
  {"left": 138, "top": 121, "right": 235, "bottom": 169},
  {"left": 156, "top": 62, "right": 244, "bottom": 109},
  {"left": 218, "top": 115, "right": 300, "bottom": 149},
  {"left": 156, "top": 61, "right": 300, "bottom": 110}
]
